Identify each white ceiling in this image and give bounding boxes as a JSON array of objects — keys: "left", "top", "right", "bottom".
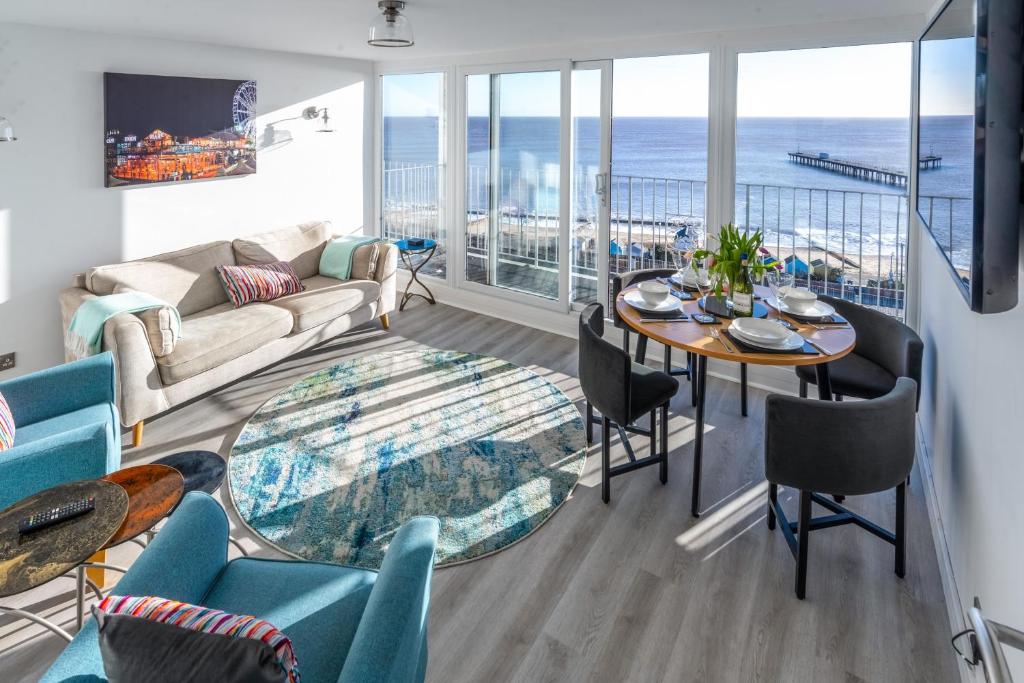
[{"left": 0, "top": 0, "right": 932, "bottom": 61}]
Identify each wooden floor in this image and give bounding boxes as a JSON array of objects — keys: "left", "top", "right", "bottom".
[{"left": 0, "top": 303, "right": 959, "bottom": 682}]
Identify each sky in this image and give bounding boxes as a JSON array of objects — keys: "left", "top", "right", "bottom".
[
  {"left": 919, "top": 38, "right": 974, "bottom": 116},
  {"left": 382, "top": 41, "right": 965, "bottom": 120}
]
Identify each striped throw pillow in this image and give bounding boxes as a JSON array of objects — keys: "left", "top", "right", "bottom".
[
  {"left": 97, "top": 595, "right": 299, "bottom": 683},
  {"left": 216, "top": 261, "right": 304, "bottom": 308},
  {"left": 0, "top": 390, "right": 12, "bottom": 451}
]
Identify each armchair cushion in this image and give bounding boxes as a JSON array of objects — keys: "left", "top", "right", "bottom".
[{"left": 202, "top": 559, "right": 375, "bottom": 683}]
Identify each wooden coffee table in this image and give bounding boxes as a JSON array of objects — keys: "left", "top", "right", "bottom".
[
  {"left": 102, "top": 464, "right": 185, "bottom": 549},
  {"left": 0, "top": 479, "right": 128, "bottom": 641}
]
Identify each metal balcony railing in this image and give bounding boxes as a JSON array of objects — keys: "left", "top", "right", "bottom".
[{"left": 382, "top": 163, "right": 964, "bottom": 320}]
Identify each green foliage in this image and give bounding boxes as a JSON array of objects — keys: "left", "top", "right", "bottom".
[{"left": 693, "top": 224, "right": 768, "bottom": 298}]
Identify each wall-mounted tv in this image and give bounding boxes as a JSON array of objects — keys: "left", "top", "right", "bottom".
[{"left": 916, "top": 0, "right": 1022, "bottom": 313}]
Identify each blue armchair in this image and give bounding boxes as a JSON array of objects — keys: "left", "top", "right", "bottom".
[
  {"left": 42, "top": 492, "right": 440, "bottom": 683},
  {"left": 0, "top": 352, "right": 121, "bottom": 510}
]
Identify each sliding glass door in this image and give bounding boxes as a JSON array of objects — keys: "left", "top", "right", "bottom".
[{"left": 464, "top": 68, "right": 564, "bottom": 301}]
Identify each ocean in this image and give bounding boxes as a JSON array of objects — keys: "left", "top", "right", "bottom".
[{"left": 383, "top": 116, "right": 974, "bottom": 268}]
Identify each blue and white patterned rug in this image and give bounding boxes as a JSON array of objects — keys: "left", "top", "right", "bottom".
[{"left": 228, "top": 349, "right": 587, "bottom": 569}]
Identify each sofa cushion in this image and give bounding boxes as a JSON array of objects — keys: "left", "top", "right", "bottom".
[
  {"left": 201, "top": 558, "right": 376, "bottom": 683},
  {"left": 269, "top": 276, "right": 381, "bottom": 333},
  {"left": 0, "top": 391, "right": 12, "bottom": 450},
  {"left": 86, "top": 241, "right": 236, "bottom": 317},
  {"left": 216, "top": 262, "right": 305, "bottom": 308},
  {"left": 156, "top": 303, "right": 293, "bottom": 385},
  {"left": 233, "top": 222, "right": 330, "bottom": 280},
  {"left": 351, "top": 242, "right": 379, "bottom": 281}
]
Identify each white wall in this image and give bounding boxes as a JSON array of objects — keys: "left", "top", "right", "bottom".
[
  {"left": 916, "top": 215, "right": 1024, "bottom": 675},
  {"left": 0, "top": 22, "right": 374, "bottom": 376}
]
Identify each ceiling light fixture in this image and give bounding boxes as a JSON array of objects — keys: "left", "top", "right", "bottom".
[
  {"left": 368, "top": 0, "right": 414, "bottom": 48},
  {"left": 0, "top": 116, "right": 16, "bottom": 142}
]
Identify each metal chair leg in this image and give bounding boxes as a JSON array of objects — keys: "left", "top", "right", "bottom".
[
  {"left": 659, "top": 402, "right": 668, "bottom": 484},
  {"left": 895, "top": 482, "right": 906, "bottom": 578},
  {"left": 799, "top": 379, "right": 808, "bottom": 398},
  {"left": 796, "top": 490, "right": 811, "bottom": 599},
  {"left": 601, "top": 417, "right": 611, "bottom": 504},
  {"left": 767, "top": 483, "right": 778, "bottom": 530},
  {"left": 649, "top": 409, "right": 656, "bottom": 456},
  {"left": 586, "top": 402, "right": 594, "bottom": 445}
]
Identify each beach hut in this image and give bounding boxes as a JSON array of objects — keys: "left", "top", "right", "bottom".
[{"left": 783, "top": 254, "right": 809, "bottom": 276}]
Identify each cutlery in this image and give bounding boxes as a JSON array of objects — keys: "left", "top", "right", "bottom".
[
  {"left": 708, "top": 328, "right": 736, "bottom": 353},
  {"left": 799, "top": 335, "right": 830, "bottom": 355},
  {"left": 640, "top": 317, "right": 690, "bottom": 323},
  {"left": 808, "top": 322, "right": 851, "bottom": 330}
]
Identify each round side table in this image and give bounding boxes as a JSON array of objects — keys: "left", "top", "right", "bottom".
[
  {"left": 394, "top": 239, "right": 437, "bottom": 311},
  {"left": 0, "top": 480, "right": 128, "bottom": 641},
  {"left": 152, "top": 450, "right": 246, "bottom": 556}
]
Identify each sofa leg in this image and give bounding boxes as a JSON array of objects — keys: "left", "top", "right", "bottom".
[
  {"left": 380, "top": 313, "right": 391, "bottom": 330},
  {"left": 131, "top": 420, "right": 144, "bottom": 448}
]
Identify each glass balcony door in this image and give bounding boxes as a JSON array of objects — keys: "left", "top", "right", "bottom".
[
  {"left": 463, "top": 69, "right": 565, "bottom": 302},
  {"left": 570, "top": 61, "right": 612, "bottom": 306}
]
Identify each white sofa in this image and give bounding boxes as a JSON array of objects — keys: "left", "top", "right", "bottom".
[{"left": 59, "top": 221, "right": 397, "bottom": 446}]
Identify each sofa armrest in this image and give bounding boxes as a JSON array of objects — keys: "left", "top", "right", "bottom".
[
  {"left": 102, "top": 312, "right": 170, "bottom": 427},
  {"left": 114, "top": 492, "right": 230, "bottom": 603},
  {"left": 0, "top": 353, "right": 116, "bottom": 427},
  {"left": 374, "top": 242, "right": 399, "bottom": 315},
  {"left": 339, "top": 516, "right": 439, "bottom": 683},
  {"left": 0, "top": 422, "right": 115, "bottom": 510}
]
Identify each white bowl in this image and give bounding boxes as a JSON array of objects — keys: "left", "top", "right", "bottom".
[
  {"left": 782, "top": 287, "right": 817, "bottom": 313},
  {"left": 637, "top": 281, "right": 670, "bottom": 306},
  {"left": 731, "top": 317, "right": 789, "bottom": 345}
]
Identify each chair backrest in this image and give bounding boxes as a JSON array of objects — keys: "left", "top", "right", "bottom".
[
  {"left": 821, "top": 295, "right": 923, "bottom": 396},
  {"left": 764, "top": 377, "right": 917, "bottom": 496},
  {"left": 611, "top": 268, "right": 677, "bottom": 330},
  {"left": 578, "top": 303, "right": 632, "bottom": 425}
]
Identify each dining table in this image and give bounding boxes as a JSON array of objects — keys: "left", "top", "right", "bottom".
[{"left": 615, "top": 283, "right": 857, "bottom": 517}]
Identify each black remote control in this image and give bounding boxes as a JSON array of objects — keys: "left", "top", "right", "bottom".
[{"left": 19, "top": 497, "right": 95, "bottom": 534}]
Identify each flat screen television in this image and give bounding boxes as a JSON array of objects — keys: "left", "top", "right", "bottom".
[{"left": 916, "top": 0, "right": 1022, "bottom": 313}]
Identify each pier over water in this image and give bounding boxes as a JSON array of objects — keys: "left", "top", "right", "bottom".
[{"left": 787, "top": 151, "right": 942, "bottom": 187}]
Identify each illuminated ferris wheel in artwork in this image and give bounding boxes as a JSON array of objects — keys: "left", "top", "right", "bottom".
[{"left": 232, "top": 80, "right": 258, "bottom": 140}]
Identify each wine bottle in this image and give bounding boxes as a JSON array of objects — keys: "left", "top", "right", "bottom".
[{"left": 733, "top": 252, "right": 754, "bottom": 317}]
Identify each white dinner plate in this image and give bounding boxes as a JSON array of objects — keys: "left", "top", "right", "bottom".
[
  {"left": 730, "top": 317, "right": 790, "bottom": 344},
  {"left": 624, "top": 289, "right": 681, "bottom": 313},
  {"left": 765, "top": 296, "right": 837, "bottom": 320},
  {"left": 729, "top": 325, "right": 806, "bottom": 351}
]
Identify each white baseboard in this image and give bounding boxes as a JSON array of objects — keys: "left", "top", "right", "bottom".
[{"left": 916, "top": 421, "right": 976, "bottom": 683}]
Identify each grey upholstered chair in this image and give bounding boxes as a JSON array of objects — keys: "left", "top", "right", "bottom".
[
  {"left": 579, "top": 303, "right": 679, "bottom": 503},
  {"left": 796, "top": 295, "right": 923, "bottom": 404},
  {"left": 765, "top": 377, "right": 917, "bottom": 599},
  {"left": 612, "top": 268, "right": 750, "bottom": 414}
]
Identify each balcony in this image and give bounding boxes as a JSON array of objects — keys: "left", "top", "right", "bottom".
[{"left": 383, "top": 163, "right": 919, "bottom": 318}]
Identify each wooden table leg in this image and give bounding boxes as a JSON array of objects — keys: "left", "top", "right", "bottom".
[{"left": 86, "top": 550, "right": 106, "bottom": 588}]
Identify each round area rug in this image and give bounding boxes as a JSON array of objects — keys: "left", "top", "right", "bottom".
[{"left": 228, "top": 348, "right": 586, "bottom": 569}]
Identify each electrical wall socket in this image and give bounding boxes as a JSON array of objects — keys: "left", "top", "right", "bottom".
[{"left": 0, "top": 352, "right": 15, "bottom": 372}]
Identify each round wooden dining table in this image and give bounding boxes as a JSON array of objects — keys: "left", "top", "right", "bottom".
[{"left": 615, "top": 284, "right": 856, "bottom": 517}]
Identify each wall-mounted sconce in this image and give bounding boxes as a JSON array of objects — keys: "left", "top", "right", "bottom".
[
  {"left": 0, "top": 116, "right": 16, "bottom": 142},
  {"left": 301, "top": 106, "right": 334, "bottom": 133}
]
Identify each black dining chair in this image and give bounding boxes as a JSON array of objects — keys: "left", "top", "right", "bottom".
[
  {"left": 612, "top": 268, "right": 750, "bottom": 415},
  {"left": 765, "top": 377, "right": 917, "bottom": 599},
  {"left": 579, "top": 303, "right": 679, "bottom": 504},
  {"left": 795, "top": 295, "right": 923, "bottom": 405}
]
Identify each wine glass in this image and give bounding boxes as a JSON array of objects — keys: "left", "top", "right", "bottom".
[
  {"left": 767, "top": 270, "right": 795, "bottom": 305},
  {"left": 694, "top": 259, "right": 713, "bottom": 301},
  {"left": 668, "top": 228, "right": 697, "bottom": 282}
]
